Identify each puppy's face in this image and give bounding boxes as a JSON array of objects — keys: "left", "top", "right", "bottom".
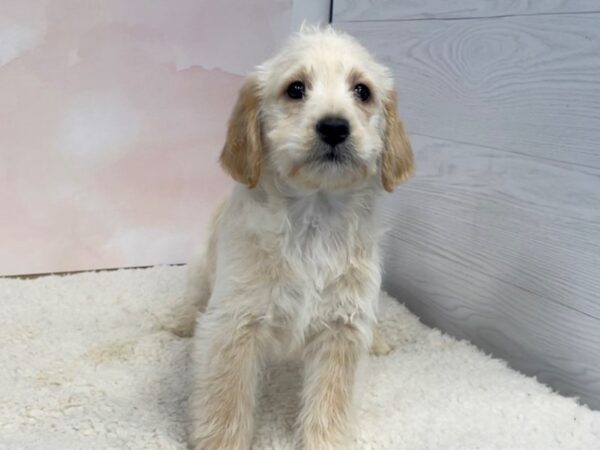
[{"left": 220, "top": 28, "right": 414, "bottom": 193}]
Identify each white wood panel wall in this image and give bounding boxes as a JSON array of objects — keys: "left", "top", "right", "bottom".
[
  {"left": 334, "top": 0, "right": 600, "bottom": 21},
  {"left": 334, "top": 2, "right": 600, "bottom": 409}
]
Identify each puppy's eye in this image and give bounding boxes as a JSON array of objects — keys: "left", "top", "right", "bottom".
[
  {"left": 287, "top": 81, "right": 305, "bottom": 100},
  {"left": 354, "top": 83, "right": 370, "bottom": 102}
]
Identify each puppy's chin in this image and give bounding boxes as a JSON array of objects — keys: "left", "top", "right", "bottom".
[{"left": 283, "top": 149, "right": 374, "bottom": 192}]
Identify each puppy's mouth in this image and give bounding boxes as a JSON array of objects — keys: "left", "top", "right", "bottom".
[
  {"left": 309, "top": 143, "right": 356, "bottom": 167},
  {"left": 320, "top": 147, "right": 349, "bottom": 164}
]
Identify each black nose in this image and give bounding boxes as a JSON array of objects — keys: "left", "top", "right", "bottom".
[{"left": 316, "top": 116, "right": 350, "bottom": 146}]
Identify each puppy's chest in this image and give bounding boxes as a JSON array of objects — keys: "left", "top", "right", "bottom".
[
  {"left": 279, "top": 194, "right": 363, "bottom": 286},
  {"left": 244, "top": 193, "right": 379, "bottom": 342}
]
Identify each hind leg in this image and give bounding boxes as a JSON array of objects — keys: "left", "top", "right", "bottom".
[
  {"left": 163, "top": 202, "right": 223, "bottom": 337},
  {"left": 166, "top": 252, "right": 214, "bottom": 337},
  {"left": 370, "top": 326, "right": 393, "bottom": 356}
]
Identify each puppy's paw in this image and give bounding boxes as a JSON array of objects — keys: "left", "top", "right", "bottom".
[
  {"left": 370, "top": 328, "right": 394, "bottom": 356},
  {"left": 159, "top": 311, "right": 197, "bottom": 338},
  {"left": 189, "top": 423, "right": 251, "bottom": 450},
  {"left": 298, "top": 433, "right": 357, "bottom": 450}
]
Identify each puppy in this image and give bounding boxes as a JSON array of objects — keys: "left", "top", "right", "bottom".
[{"left": 169, "top": 26, "right": 413, "bottom": 450}]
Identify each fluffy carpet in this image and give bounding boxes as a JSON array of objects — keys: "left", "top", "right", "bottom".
[{"left": 1, "top": 266, "right": 599, "bottom": 450}]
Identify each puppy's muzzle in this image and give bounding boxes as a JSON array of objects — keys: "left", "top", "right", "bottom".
[{"left": 316, "top": 116, "right": 350, "bottom": 147}]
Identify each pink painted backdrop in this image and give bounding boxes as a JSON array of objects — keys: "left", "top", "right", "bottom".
[{"left": 0, "top": 0, "right": 293, "bottom": 275}]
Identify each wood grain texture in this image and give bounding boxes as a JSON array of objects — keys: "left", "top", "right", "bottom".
[
  {"left": 335, "top": 14, "right": 600, "bottom": 408},
  {"left": 381, "top": 134, "right": 600, "bottom": 407},
  {"left": 334, "top": 0, "right": 600, "bottom": 22},
  {"left": 339, "top": 16, "right": 600, "bottom": 168}
]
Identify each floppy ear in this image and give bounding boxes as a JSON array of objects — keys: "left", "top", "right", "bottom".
[
  {"left": 219, "top": 76, "right": 263, "bottom": 188},
  {"left": 381, "top": 92, "right": 414, "bottom": 192}
]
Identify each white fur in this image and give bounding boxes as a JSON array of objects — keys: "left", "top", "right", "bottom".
[{"left": 167, "top": 26, "right": 410, "bottom": 450}]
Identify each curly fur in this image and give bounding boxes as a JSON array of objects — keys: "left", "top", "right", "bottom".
[{"left": 166, "top": 25, "right": 414, "bottom": 450}]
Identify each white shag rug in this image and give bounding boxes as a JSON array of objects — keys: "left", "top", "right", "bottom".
[{"left": 1, "top": 266, "right": 599, "bottom": 450}]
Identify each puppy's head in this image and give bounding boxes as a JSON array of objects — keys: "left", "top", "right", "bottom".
[{"left": 220, "top": 27, "right": 414, "bottom": 192}]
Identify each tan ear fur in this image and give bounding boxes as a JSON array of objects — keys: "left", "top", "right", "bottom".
[
  {"left": 381, "top": 92, "right": 414, "bottom": 192},
  {"left": 219, "top": 76, "right": 263, "bottom": 188}
]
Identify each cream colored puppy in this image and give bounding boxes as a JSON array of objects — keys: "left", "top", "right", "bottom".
[{"left": 169, "top": 26, "right": 413, "bottom": 450}]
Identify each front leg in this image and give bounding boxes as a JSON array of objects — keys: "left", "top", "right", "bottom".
[
  {"left": 297, "top": 249, "right": 380, "bottom": 449},
  {"left": 298, "top": 321, "right": 370, "bottom": 450},
  {"left": 188, "top": 312, "right": 267, "bottom": 450}
]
